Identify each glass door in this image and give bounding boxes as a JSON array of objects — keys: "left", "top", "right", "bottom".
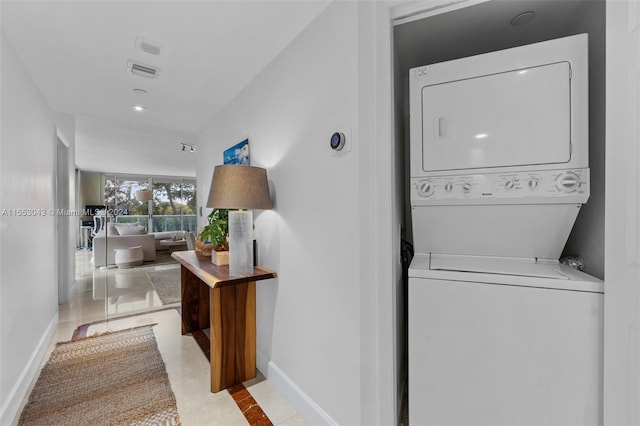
[{"left": 84, "top": 175, "right": 196, "bottom": 325}]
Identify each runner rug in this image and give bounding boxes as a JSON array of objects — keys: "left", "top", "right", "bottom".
[{"left": 18, "top": 325, "right": 180, "bottom": 425}]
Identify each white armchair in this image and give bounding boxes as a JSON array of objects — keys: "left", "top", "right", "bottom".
[{"left": 185, "top": 232, "right": 196, "bottom": 250}]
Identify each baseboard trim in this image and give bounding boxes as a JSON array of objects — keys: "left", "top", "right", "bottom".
[
  {"left": 256, "top": 350, "right": 268, "bottom": 376},
  {"left": 267, "top": 361, "right": 337, "bottom": 426},
  {"left": 0, "top": 312, "right": 58, "bottom": 425}
]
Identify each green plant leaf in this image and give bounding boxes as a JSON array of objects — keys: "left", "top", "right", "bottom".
[{"left": 199, "top": 208, "right": 229, "bottom": 250}]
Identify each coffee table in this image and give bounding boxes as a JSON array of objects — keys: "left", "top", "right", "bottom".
[{"left": 159, "top": 238, "right": 187, "bottom": 251}]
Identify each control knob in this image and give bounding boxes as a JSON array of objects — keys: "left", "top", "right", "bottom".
[
  {"left": 504, "top": 179, "right": 516, "bottom": 190},
  {"left": 416, "top": 180, "right": 435, "bottom": 197},
  {"left": 462, "top": 182, "right": 472, "bottom": 193},
  {"left": 555, "top": 172, "right": 580, "bottom": 193},
  {"left": 527, "top": 178, "right": 539, "bottom": 189},
  {"left": 444, "top": 182, "right": 453, "bottom": 192}
]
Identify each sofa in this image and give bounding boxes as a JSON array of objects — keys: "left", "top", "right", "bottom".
[{"left": 92, "top": 222, "right": 186, "bottom": 267}]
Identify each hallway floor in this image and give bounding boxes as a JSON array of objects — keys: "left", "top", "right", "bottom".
[{"left": 13, "top": 249, "right": 305, "bottom": 426}]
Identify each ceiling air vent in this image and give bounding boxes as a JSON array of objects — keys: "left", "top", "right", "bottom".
[{"left": 127, "top": 60, "right": 160, "bottom": 79}]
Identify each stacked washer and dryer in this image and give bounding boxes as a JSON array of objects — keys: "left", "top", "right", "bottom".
[{"left": 408, "top": 34, "right": 604, "bottom": 425}]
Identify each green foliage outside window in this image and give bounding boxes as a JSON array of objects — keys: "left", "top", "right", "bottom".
[{"left": 103, "top": 176, "right": 197, "bottom": 232}]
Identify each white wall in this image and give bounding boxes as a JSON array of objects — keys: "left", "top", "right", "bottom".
[
  {"left": 357, "top": 3, "right": 397, "bottom": 424},
  {"left": 603, "top": 1, "right": 640, "bottom": 423},
  {"left": 55, "top": 113, "right": 77, "bottom": 303},
  {"left": 0, "top": 31, "right": 61, "bottom": 423},
  {"left": 196, "top": 2, "right": 396, "bottom": 424}
]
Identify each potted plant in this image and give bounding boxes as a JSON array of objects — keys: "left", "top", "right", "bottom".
[{"left": 197, "top": 208, "right": 230, "bottom": 265}]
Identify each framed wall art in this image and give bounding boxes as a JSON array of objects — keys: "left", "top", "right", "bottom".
[{"left": 223, "top": 139, "right": 249, "bottom": 165}]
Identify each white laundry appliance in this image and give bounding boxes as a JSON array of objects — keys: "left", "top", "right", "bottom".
[{"left": 408, "top": 34, "right": 604, "bottom": 425}]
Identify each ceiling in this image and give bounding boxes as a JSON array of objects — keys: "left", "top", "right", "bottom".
[{"left": 1, "top": 0, "right": 330, "bottom": 176}]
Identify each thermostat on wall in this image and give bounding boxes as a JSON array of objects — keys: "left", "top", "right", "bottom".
[
  {"left": 329, "top": 128, "right": 351, "bottom": 154},
  {"left": 330, "top": 132, "right": 346, "bottom": 151}
]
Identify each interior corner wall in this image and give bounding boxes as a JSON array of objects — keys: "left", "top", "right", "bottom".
[
  {"left": 56, "top": 113, "right": 77, "bottom": 303},
  {"left": 196, "top": 2, "right": 363, "bottom": 424},
  {"left": 0, "top": 31, "right": 58, "bottom": 423},
  {"left": 79, "top": 171, "right": 104, "bottom": 207}
]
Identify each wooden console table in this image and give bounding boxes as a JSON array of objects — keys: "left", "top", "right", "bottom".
[{"left": 171, "top": 250, "right": 277, "bottom": 393}]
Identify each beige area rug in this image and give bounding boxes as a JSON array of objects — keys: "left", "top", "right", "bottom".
[
  {"left": 146, "top": 267, "right": 181, "bottom": 305},
  {"left": 18, "top": 325, "right": 181, "bottom": 426},
  {"left": 146, "top": 250, "right": 178, "bottom": 266}
]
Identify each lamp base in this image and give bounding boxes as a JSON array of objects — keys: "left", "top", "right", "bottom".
[{"left": 228, "top": 210, "right": 253, "bottom": 276}]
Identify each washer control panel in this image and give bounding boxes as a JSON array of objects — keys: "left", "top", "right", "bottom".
[{"left": 411, "top": 169, "right": 589, "bottom": 205}]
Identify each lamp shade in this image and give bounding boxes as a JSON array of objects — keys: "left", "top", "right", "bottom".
[
  {"left": 135, "top": 189, "right": 153, "bottom": 202},
  {"left": 206, "top": 165, "right": 272, "bottom": 210}
]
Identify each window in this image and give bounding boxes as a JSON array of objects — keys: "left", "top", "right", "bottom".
[
  {"left": 151, "top": 178, "right": 197, "bottom": 233},
  {"left": 103, "top": 175, "right": 196, "bottom": 233}
]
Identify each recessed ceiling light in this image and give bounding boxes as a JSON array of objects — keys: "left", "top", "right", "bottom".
[
  {"left": 132, "top": 88, "right": 148, "bottom": 95},
  {"left": 511, "top": 11, "right": 535, "bottom": 26},
  {"left": 131, "top": 105, "right": 146, "bottom": 112}
]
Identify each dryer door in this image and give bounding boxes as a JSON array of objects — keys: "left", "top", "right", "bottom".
[{"left": 421, "top": 62, "right": 572, "bottom": 172}]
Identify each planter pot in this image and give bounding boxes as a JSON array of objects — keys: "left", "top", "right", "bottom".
[{"left": 212, "top": 250, "right": 229, "bottom": 266}]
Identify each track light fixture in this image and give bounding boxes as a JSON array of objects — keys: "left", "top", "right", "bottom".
[{"left": 180, "top": 142, "right": 196, "bottom": 153}]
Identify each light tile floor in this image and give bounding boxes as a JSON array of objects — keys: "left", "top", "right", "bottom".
[{"left": 13, "top": 249, "right": 306, "bottom": 426}]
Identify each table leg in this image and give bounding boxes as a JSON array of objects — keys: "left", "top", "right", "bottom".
[
  {"left": 210, "top": 281, "right": 256, "bottom": 392},
  {"left": 180, "top": 266, "right": 210, "bottom": 335}
]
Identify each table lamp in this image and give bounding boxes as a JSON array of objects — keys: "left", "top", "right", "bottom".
[{"left": 206, "top": 165, "right": 272, "bottom": 275}]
